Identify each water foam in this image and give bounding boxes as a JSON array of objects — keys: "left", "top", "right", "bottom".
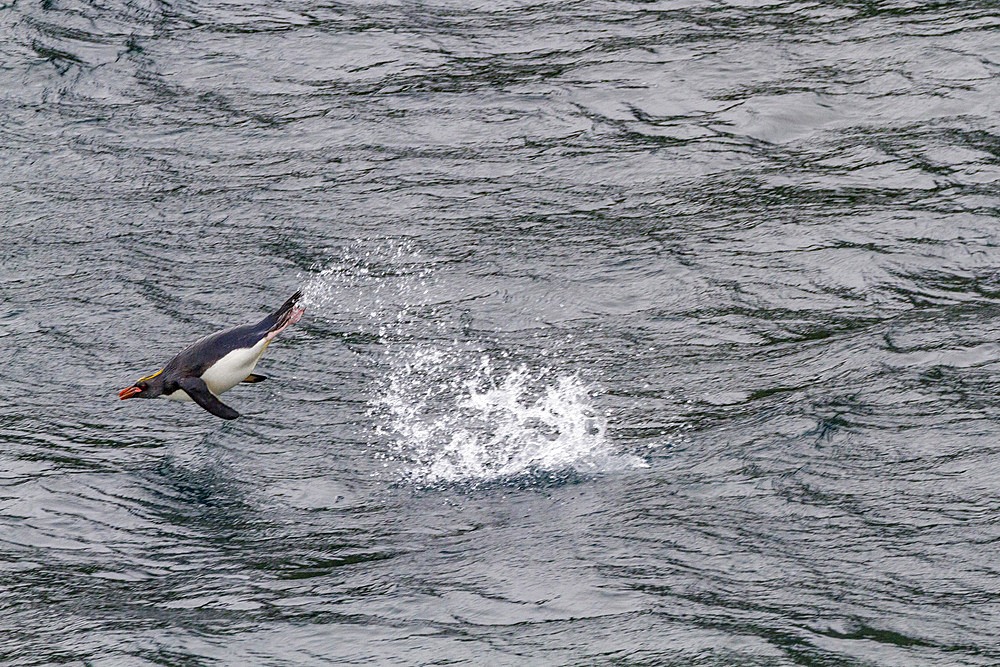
[
  {"left": 373, "top": 347, "right": 647, "bottom": 485},
  {"left": 300, "top": 242, "right": 647, "bottom": 486}
]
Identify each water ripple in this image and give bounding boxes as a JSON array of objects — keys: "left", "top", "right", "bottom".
[{"left": 4, "top": 0, "right": 1000, "bottom": 663}]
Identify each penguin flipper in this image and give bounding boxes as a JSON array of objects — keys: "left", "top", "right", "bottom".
[
  {"left": 242, "top": 374, "right": 267, "bottom": 383},
  {"left": 178, "top": 376, "right": 241, "bottom": 420}
]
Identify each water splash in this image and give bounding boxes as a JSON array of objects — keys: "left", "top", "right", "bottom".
[
  {"left": 298, "top": 241, "right": 432, "bottom": 323},
  {"left": 374, "top": 348, "right": 647, "bottom": 486},
  {"left": 300, "top": 241, "right": 647, "bottom": 486}
]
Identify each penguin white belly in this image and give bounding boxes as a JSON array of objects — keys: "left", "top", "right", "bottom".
[
  {"left": 200, "top": 338, "right": 270, "bottom": 396},
  {"left": 164, "top": 338, "right": 270, "bottom": 402},
  {"left": 166, "top": 389, "right": 194, "bottom": 402}
]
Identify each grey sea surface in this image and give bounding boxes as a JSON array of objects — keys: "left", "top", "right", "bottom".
[{"left": 3, "top": 0, "right": 1000, "bottom": 664}]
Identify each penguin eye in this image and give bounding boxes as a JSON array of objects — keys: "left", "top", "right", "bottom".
[{"left": 137, "top": 382, "right": 147, "bottom": 391}]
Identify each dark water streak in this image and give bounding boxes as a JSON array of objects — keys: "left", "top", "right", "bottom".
[{"left": 3, "top": 0, "right": 1000, "bottom": 664}]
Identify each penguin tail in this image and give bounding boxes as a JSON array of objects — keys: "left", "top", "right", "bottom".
[
  {"left": 260, "top": 290, "right": 305, "bottom": 334},
  {"left": 275, "top": 290, "right": 303, "bottom": 317}
]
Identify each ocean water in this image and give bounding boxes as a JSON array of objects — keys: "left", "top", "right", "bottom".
[{"left": 3, "top": 0, "right": 1000, "bottom": 664}]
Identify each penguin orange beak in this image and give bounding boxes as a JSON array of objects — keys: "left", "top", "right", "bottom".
[{"left": 119, "top": 386, "right": 141, "bottom": 400}]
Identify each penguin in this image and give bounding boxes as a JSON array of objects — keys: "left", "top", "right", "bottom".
[{"left": 118, "top": 291, "right": 305, "bottom": 420}]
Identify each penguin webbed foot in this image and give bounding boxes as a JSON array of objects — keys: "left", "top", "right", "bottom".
[
  {"left": 178, "top": 376, "right": 241, "bottom": 420},
  {"left": 265, "top": 291, "right": 305, "bottom": 338},
  {"left": 242, "top": 374, "right": 267, "bottom": 383}
]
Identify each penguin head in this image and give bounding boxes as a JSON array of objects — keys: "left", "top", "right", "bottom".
[{"left": 119, "top": 370, "right": 165, "bottom": 400}]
